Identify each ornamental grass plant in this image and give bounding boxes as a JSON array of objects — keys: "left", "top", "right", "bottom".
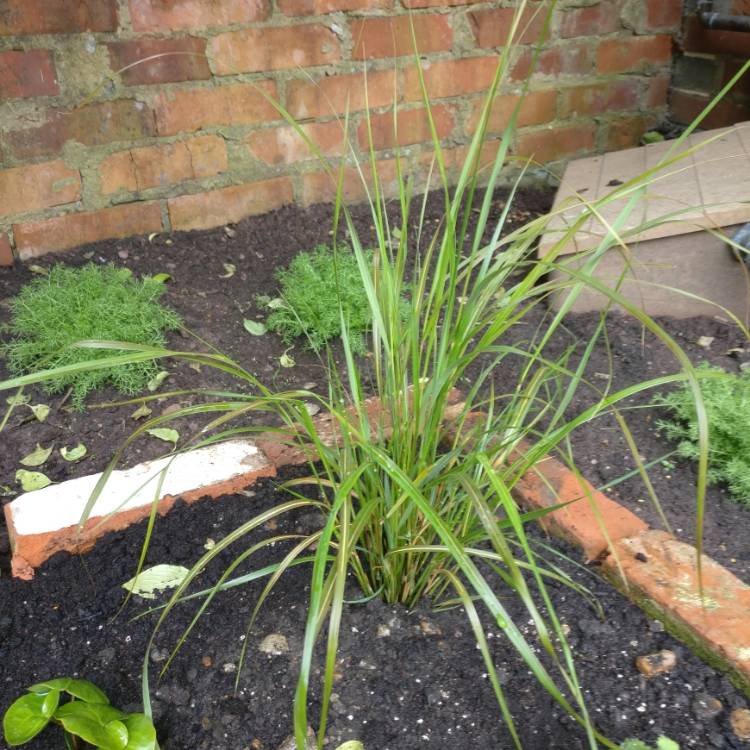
[{"left": 3, "top": 2, "right": 750, "bottom": 748}]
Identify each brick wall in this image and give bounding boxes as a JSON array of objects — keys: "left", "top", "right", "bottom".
[
  {"left": 671, "top": 0, "right": 750, "bottom": 129},
  {"left": 0, "top": 0, "right": 680, "bottom": 264}
]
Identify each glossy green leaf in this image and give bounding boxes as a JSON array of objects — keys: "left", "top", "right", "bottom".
[
  {"left": 151, "top": 273, "right": 171, "bottom": 283},
  {"left": 15, "top": 469, "right": 52, "bottom": 492},
  {"left": 147, "top": 371, "right": 169, "bottom": 392},
  {"left": 243, "top": 319, "right": 267, "bottom": 336},
  {"left": 3, "top": 692, "right": 51, "bottom": 746},
  {"left": 122, "top": 714, "right": 157, "bottom": 750},
  {"left": 30, "top": 678, "right": 109, "bottom": 705},
  {"left": 146, "top": 428, "right": 179, "bottom": 445},
  {"left": 29, "top": 404, "right": 50, "bottom": 422},
  {"left": 122, "top": 564, "right": 190, "bottom": 599},
  {"left": 20, "top": 443, "right": 53, "bottom": 467},
  {"left": 55, "top": 702, "right": 128, "bottom": 750},
  {"left": 61, "top": 443, "right": 87, "bottom": 462}
]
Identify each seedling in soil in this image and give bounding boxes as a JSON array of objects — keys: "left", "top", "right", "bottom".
[{"left": 3, "top": 677, "right": 156, "bottom": 749}]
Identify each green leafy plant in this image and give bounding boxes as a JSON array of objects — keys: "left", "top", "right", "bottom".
[
  {"left": 3, "top": 677, "right": 156, "bottom": 749},
  {"left": 620, "top": 737, "right": 679, "bottom": 750},
  {"left": 656, "top": 363, "right": 750, "bottom": 503},
  {"left": 265, "top": 244, "right": 375, "bottom": 355},
  {"left": 3, "top": 4, "right": 748, "bottom": 749},
  {"left": 2, "top": 264, "right": 180, "bottom": 409}
]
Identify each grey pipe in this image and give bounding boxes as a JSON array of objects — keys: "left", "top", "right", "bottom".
[
  {"left": 732, "top": 223, "right": 750, "bottom": 269},
  {"left": 698, "top": 0, "right": 750, "bottom": 32}
]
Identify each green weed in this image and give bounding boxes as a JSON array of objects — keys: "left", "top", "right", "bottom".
[
  {"left": 656, "top": 363, "right": 750, "bottom": 504},
  {"left": 2, "top": 264, "right": 180, "bottom": 409}
]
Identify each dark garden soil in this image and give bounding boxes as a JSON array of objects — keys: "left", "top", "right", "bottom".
[
  {"left": 2, "top": 187, "right": 750, "bottom": 748},
  {"left": 1, "top": 466, "right": 749, "bottom": 750}
]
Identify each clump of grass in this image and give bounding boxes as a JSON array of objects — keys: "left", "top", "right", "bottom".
[
  {"left": 656, "top": 363, "right": 750, "bottom": 504},
  {"left": 3, "top": 264, "right": 181, "bottom": 408},
  {"left": 266, "top": 245, "right": 373, "bottom": 355}
]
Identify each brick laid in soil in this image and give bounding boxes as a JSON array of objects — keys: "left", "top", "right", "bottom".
[{"left": 1, "top": 466, "right": 748, "bottom": 750}]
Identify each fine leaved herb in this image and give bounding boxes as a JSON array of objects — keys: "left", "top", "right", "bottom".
[
  {"left": 2, "top": 264, "right": 181, "bottom": 409},
  {"left": 655, "top": 364, "right": 750, "bottom": 504}
]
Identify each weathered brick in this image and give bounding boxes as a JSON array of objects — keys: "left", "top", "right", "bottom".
[
  {"left": 684, "top": 16, "right": 750, "bottom": 58},
  {"left": 210, "top": 25, "right": 340, "bottom": 75},
  {"left": 360, "top": 104, "right": 455, "bottom": 150},
  {"left": 605, "top": 114, "right": 659, "bottom": 151},
  {"left": 107, "top": 38, "right": 210, "bottom": 86},
  {"left": 511, "top": 43, "right": 593, "bottom": 80},
  {"left": 153, "top": 81, "right": 278, "bottom": 136},
  {"left": 0, "top": 234, "right": 13, "bottom": 266},
  {"left": 351, "top": 15, "right": 453, "bottom": 60},
  {"left": 469, "top": 6, "right": 547, "bottom": 48},
  {"left": 403, "top": 0, "right": 482, "bottom": 7},
  {"left": 129, "top": 0, "right": 269, "bottom": 31},
  {"left": 559, "top": 1, "right": 620, "bottom": 38},
  {"left": 279, "top": 0, "right": 391, "bottom": 14},
  {"left": 168, "top": 178, "right": 294, "bottom": 231},
  {"left": 403, "top": 57, "right": 499, "bottom": 101},
  {"left": 246, "top": 121, "right": 346, "bottom": 165},
  {"left": 0, "top": 160, "right": 80, "bottom": 218},
  {"left": 597, "top": 35, "right": 672, "bottom": 74},
  {"left": 646, "top": 74, "right": 671, "bottom": 108},
  {"left": 516, "top": 123, "right": 596, "bottom": 163},
  {"left": 645, "top": 0, "right": 682, "bottom": 29},
  {"left": 603, "top": 531, "right": 750, "bottom": 690},
  {"left": 468, "top": 90, "right": 557, "bottom": 135},
  {"left": 100, "top": 135, "right": 227, "bottom": 194},
  {"left": 301, "top": 158, "right": 400, "bottom": 206},
  {"left": 5, "top": 100, "right": 156, "bottom": 161},
  {"left": 512, "top": 453, "right": 648, "bottom": 560},
  {"left": 287, "top": 69, "right": 399, "bottom": 119},
  {"left": 560, "top": 80, "right": 640, "bottom": 117},
  {"left": 670, "top": 89, "right": 750, "bottom": 129},
  {"left": 13, "top": 203, "right": 162, "bottom": 259},
  {"left": 0, "top": 50, "right": 58, "bottom": 99},
  {"left": 723, "top": 59, "right": 750, "bottom": 100},
  {"left": 0, "top": 0, "right": 117, "bottom": 35}
]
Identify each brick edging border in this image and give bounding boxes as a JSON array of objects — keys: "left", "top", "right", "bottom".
[{"left": 5, "top": 400, "right": 750, "bottom": 697}]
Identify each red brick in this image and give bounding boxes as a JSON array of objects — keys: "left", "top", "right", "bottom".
[
  {"left": 469, "top": 6, "right": 548, "bottom": 48},
  {"left": 559, "top": 1, "right": 620, "bottom": 38},
  {"left": 301, "top": 158, "right": 400, "bottom": 206},
  {"left": 107, "top": 38, "right": 210, "bottom": 86},
  {"left": 359, "top": 104, "right": 455, "bottom": 150},
  {"left": 723, "top": 59, "right": 750, "bottom": 100},
  {"left": 512, "top": 454, "right": 648, "bottom": 560},
  {"left": 351, "top": 15, "right": 453, "bottom": 60},
  {"left": 597, "top": 35, "right": 672, "bottom": 74},
  {"left": 731, "top": 0, "right": 750, "bottom": 11},
  {"left": 100, "top": 135, "right": 227, "bottom": 194},
  {"left": 403, "top": 57, "right": 499, "bottom": 101},
  {"left": 0, "top": 50, "right": 58, "bottom": 99},
  {"left": 646, "top": 74, "right": 671, "bottom": 108},
  {"left": 246, "top": 121, "right": 346, "bottom": 165},
  {"left": 603, "top": 531, "right": 750, "bottom": 688},
  {"left": 684, "top": 16, "right": 750, "bottom": 58},
  {"left": 210, "top": 25, "right": 340, "bottom": 75},
  {"left": 287, "top": 69, "right": 399, "bottom": 119},
  {"left": 0, "top": 234, "right": 13, "bottom": 266},
  {"left": 670, "top": 89, "right": 750, "bottom": 129},
  {"left": 0, "top": 0, "right": 117, "bottom": 35},
  {"left": 0, "top": 160, "right": 80, "bottom": 218},
  {"left": 403, "top": 0, "right": 481, "bottom": 7},
  {"left": 279, "top": 0, "right": 391, "bottom": 14},
  {"left": 13, "top": 203, "right": 162, "bottom": 259},
  {"left": 168, "top": 178, "right": 294, "bottom": 231},
  {"left": 560, "top": 80, "right": 640, "bottom": 117},
  {"left": 469, "top": 90, "right": 557, "bottom": 135},
  {"left": 5, "top": 100, "right": 156, "bottom": 161},
  {"left": 129, "top": 0, "right": 269, "bottom": 31},
  {"left": 516, "top": 123, "right": 596, "bottom": 163},
  {"left": 606, "top": 114, "right": 659, "bottom": 150},
  {"left": 511, "top": 43, "right": 593, "bottom": 80},
  {"left": 153, "top": 81, "right": 278, "bottom": 136},
  {"left": 645, "top": 0, "right": 682, "bottom": 29}
]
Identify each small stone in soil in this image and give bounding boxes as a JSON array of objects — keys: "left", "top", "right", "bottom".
[
  {"left": 731, "top": 708, "right": 750, "bottom": 740},
  {"left": 259, "top": 632, "right": 289, "bottom": 655},
  {"left": 635, "top": 649, "right": 677, "bottom": 676},
  {"left": 691, "top": 693, "right": 723, "bottom": 721},
  {"left": 419, "top": 619, "right": 442, "bottom": 636},
  {"left": 201, "top": 655, "right": 213, "bottom": 667}
]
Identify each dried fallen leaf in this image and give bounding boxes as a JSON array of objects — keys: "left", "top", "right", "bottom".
[
  {"left": 243, "top": 319, "right": 267, "bottom": 336},
  {"left": 131, "top": 403, "right": 152, "bottom": 420},
  {"left": 6, "top": 394, "right": 30, "bottom": 407},
  {"left": 29, "top": 403, "right": 50, "bottom": 422},
  {"left": 122, "top": 564, "right": 190, "bottom": 600},
  {"left": 147, "top": 370, "right": 169, "bottom": 392},
  {"left": 697, "top": 336, "right": 714, "bottom": 349},
  {"left": 219, "top": 263, "right": 236, "bottom": 279},
  {"left": 280, "top": 352, "right": 295, "bottom": 368},
  {"left": 146, "top": 427, "right": 179, "bottom": 445},
  {"left": 20, "top": 443, "right": 53, "bottom": 467},
  {"left": 60, "top": 443, "right": 87, "bottom": 462}
]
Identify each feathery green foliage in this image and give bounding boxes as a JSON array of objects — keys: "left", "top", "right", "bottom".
[
  {"left": 2, "top": 264, "right": 181, "bottom": 408},
  {"left": 656, "top": 364, "right": 750, "bottom": 504},
  {"left": 266, "top": 244, "right": 374, "bottom": 354}
]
